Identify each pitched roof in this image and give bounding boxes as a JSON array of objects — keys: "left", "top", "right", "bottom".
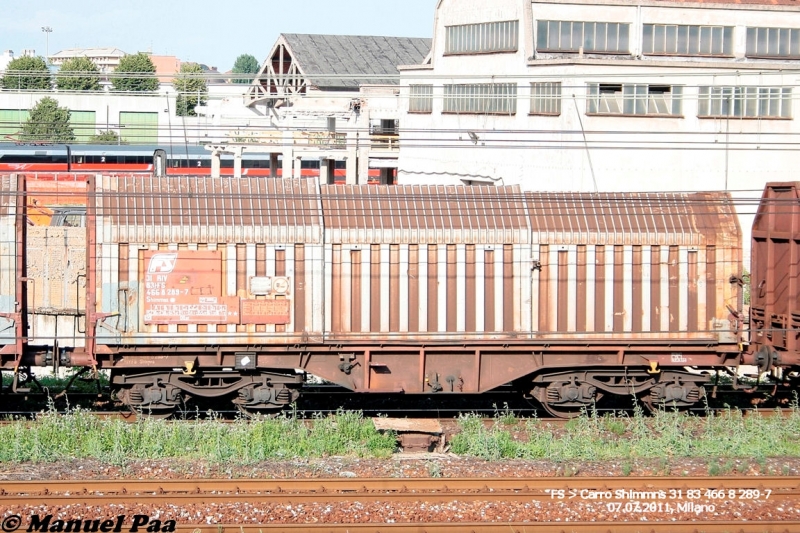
[{"left": 280, "top": 34, "right": 431, "bottom": 89}]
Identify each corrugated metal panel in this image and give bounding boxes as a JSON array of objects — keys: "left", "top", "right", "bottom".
[
  {"left": 321, "top": 184, "right": 529, "bottom": 244},
  {"left": 525, "top": 191, "right": 739, "bottom": 247},
  {"left": 325, "top": 241, "right": 530, "bottom": 340},
  {"left": 94, "top": 175, "right": 325, "bottom": 346},
  {"left": 99, "top": 176, "right": 323, "bottom": 244},
  {"left": 322, "top": 185, "right": 531, "bottom": 339},
  {"left": 526, "top": 191, "right": 742, "bottom": 339}
]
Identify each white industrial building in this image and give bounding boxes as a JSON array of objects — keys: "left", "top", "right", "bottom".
[{"left": 397, "top": 0, "right": 800, "bottom": 197}]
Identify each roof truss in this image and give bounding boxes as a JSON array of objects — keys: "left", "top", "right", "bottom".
[{"left": 247, "top": 41, "right": 307, "bottom": 107}]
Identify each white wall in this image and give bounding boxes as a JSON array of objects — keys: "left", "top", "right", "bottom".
[{"left": 398, "top": 0, "right": 800, "bottom": 197}]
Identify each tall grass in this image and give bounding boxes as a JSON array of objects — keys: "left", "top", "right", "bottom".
[
  {"left": 0, "top": 408, "right": 396, "bottom": 465},
  {"left": 450, "top": 407, "right": 800, "bottom": 461}
]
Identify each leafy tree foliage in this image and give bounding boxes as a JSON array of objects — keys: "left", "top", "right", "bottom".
[
  {"left": 112, "top": 52, "right": 158, "bottom": 92},
  {"left": 89, "top": 130, "right": 121, "bottom": 144},
  {"left": 21, "top": 97, "right": 75, "bottom": 143},
  {"left": 173, "top": 62, "right": 208, "bottom": 117},
  {"left": 1, "top": 56, "right": 51, "bottom": 91},
  {"left": 56, "top": 56, "right": 101, "bottom": 91},
  {"left": 231, "top": 54, "right": 259, "bottom": 84}
]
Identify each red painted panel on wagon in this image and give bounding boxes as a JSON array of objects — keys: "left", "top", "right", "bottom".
[{"left": 143, "top": 250, "right": 239, "bottom": 324}]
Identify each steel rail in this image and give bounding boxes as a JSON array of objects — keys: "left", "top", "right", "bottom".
[
  {"left": 168, "top": 523, "right": 794, "bottom": 533},
  {"left": 2, "top": 476, "right": 798, "bottom": 505}
]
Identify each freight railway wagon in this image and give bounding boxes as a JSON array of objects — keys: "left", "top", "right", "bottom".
[{"left": 0, "top": 174, "right": 795, "bottom": 417}]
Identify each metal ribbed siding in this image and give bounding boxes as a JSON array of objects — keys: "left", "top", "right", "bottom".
[
  {"left": 321, "top": 185, "right": 530, "bottom": 339},
  {"left": 0, "top": 175, "right": 17, "bottom": 346},
  {"left": 526, "top": 192, "right": 742, "bottom": 339},
  {"left": 94, "top": 176, "right": 325, "bottom": 345}
]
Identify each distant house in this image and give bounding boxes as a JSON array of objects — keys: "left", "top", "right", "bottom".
[
  {"left": 49, "top": 47, "right": 127, "bottom": 74},
  {"left": 241, "top": 34, "right": 431, "bottom": 184},
  {"left": 247, "top": 34, "right": 432, "bottom": 105},
  {"left": 149, "top": 55, "right": 181, "bottom": 83}
]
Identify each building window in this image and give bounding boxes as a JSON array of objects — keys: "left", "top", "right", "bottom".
[
  {"left": 409, "top": 85, "right": 433, "bottom": 113},
  {"left": 747, "top": 27, "right": 800, "bottom": 58},
  {"left": 642, "top": 24, "right": 733, "bottom": 57},
  {"left": 586, "top": 83, "right": 683, "bottom": 116},
  {"left": 698, "top": 87, "right": 792, "bottom": 118},
  {"left": 443, "top": 84, "right": 518, "bottom": 115},
  {"left": 445, "top": 21, "right": 519, "bottom": 54},
  {"left": 536, "top": 21, "right": 630, "bottom": 54},
  {"left": 530, "top": 82, "right": 562, "bottom": 115}
]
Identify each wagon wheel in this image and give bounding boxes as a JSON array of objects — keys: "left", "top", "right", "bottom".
[
  {"left": 539, "top": 393, "right": 604, "bottom": 419},
  {"left": 127, "top": 404, "right": 177, "bottom": 420},
  {"left": 234, "top": 403, "right": 285, "bottom": 419},
  {"left": 638, "top": 394, "right": 658, "bottom": 414}
]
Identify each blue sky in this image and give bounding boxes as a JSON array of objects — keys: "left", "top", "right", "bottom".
[{"left": 1, "top": 0, "right": 436, "bottom": 71}]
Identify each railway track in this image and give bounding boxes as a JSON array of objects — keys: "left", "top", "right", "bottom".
[
  {"left": 167, "top": 524, "right": 793, "bottom": 533},
  {"left": 1, "top": 477, "right": 797, "bottom": 532},
  {"left": 2, "top": 476, "right": 799, "bottom": 504}
]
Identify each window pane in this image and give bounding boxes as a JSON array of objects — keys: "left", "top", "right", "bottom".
[
  {"left": 677, "top": 25, "right": 690, "bottom": 54},
  {"left": 654, "top": 25, "right": 666, "bottom": 53},
  {"left": 768, "top": 28, "right": 780, "bottom": 55},
  {"left": 700, "top": 27, "right": 712, "bottom": 54},
  {"left": 549, "top": 21, "right": 560, "bottom": 49},
  {"left": 561, "top": 21, "right": 572, "bottom": 49},
  {"left": 584, "top": 22, "right": 596, "bottom": 51},
  {"left": 671, "top": 86, "right": 683, "bottom": 115},
  {"left": 689, "top": 26, "right": 700, "bottom": 54},
  {"left": 723, "top": 27, "right": 733, "bottom": 54},
  {"left": 698, "top": 87, "right": 709, "bottom": 116},
  {"left": 782, "top": 87, "right": 792, "bottom": 117},
  {"left": 757, "top": 27, "right": 769, "bottom": 55},
  {"left": 572, "top": 23, "right": 583, "bottom": 50},
  {"left": 537, "top": 21, "right": 548, "bottom": 49},
  {"left": 623, "top": 84, "right": 635, "bottom": 114},
  {"left": 446, "top": 21, "right": 519, "bottom": 53},
  {"left": 587, "top": 83, "right": 598, "bottom": 113},
  {"left": 780, "top": 28, "right": 791, "bottom": 56},
  {"left": 619, "top": 24, "right": 630, "bottom": 52},
  {"left": 666, "top": 25, "right": 677, "bottom": 53},
  {"left": 643, "top": 24, "right": 653, "bottom": 53}
]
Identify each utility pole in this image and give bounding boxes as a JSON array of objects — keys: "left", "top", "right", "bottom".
[{"left": 41, "top": 26, "right": 52, "bottom": 63}]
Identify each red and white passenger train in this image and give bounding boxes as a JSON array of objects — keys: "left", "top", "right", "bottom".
[{"left": 0, "top": 142, "right": 383, "bottom": 181}]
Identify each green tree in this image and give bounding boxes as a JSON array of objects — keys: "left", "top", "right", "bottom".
[
  {"left": 231, "top": 53, "right": 259, "bottom": 84},
  {"left": 1, "top": 56, "right": 51, "bottom": 91},
  {"left": 55, "top": 56, "right": 101, "bottom": 91},
  {"left": 112, "top": 52, "right": 158, "bottom": 92},
  {"left": 173, "top": 62, "right": 208, "bottom": 117},
  {"left": 89, "top": 130, "right": 121, "bottom": 144},
  {"left": 21, "top": 97, "right": 75, "bottom": 143}
]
